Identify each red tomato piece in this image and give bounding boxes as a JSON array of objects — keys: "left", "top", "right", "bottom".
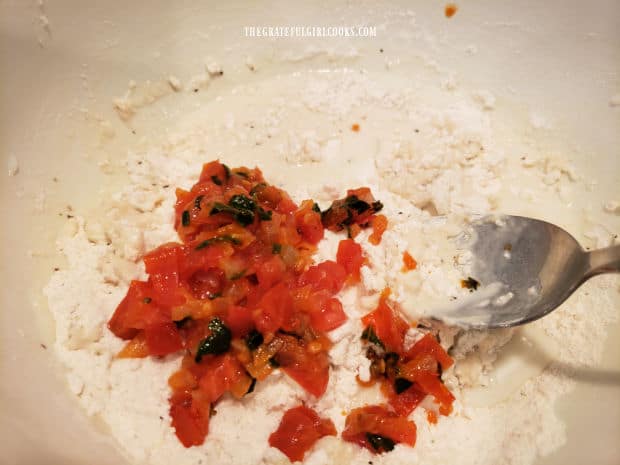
[
  {"left": 298, "top": 260, "right": 346, "bottom": 294},
  {"left": 169, "top": 392, "right": 210, "bottom": 447},
  {"left": 404, "top": 333, "right": 453, "bottom": 371},
  {"left": 197, "top": 354, "right": 247, "bottom": 404},
  {"left": 256, "top": 255, "right": 286, "bottom": 291},
  {"left": 309, "top": 297, "right": 347, "bottom": 332},
  {"left": 342, "top": 404, "right": 417, "bottom": 453},
  {"left": 144, "top": 322, "right": 184, "bottom": 356},
  {"left": 380, "top": 379, "right": 426, "bottom": 417},
  {"left": 252, "top": 283, "right": 295, "bottom": 334},
  {"left": 188, "top": 268, "right": 226, "bottom": 300},
  {"left": 222, "top": 305, "right": 255, "bottom": 338},
  {"left": 276, "top": 336, "right": 330, "bottom": 398},
  {"left": 414, "top": 371, "right": 455, "bottom": 415},
  {"left": 268, "top": 405, "right": 336, "bottom": 462},
  {"left": 336, "top": 238, "right": 364, "bottom": 282},
  {"left": 361, "top": 294, "right": 409, "bottom": 353},
  {"left": 108, "top": 280, "right": 169, "bottom": 339},
  {"left": 198, "top": 160, "right": 229, "bottom": 184},
  {"left": 368, "top": 214, "right": 388, "bottom": 245},
  {"left": 294, "top": 200, "right": 324, "bottom": 245}
]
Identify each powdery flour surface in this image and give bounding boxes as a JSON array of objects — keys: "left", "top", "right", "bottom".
[{"left": 45, "top": 71, "right": 619, "bottom": 465}]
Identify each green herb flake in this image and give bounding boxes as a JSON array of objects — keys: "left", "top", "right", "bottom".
[
  {"left": 174, "top": 316, "right": 192, "bottom": 329},
  {"left": 312, "top": 202, "right": 321, "bottom": 213},
  {"left": 268, "top": 357, "right": 280, "bottom": 368},
  {"left": 194, "top": 195, "right": 204, "bottom": 210},
  {"left": 234, "top": 170, "right": 249, "bottom": 179},
  {"left": 211, "top": 175, "right": 223, "bottom": 186},
  {"left": 460, "top": 276, "right": 480, "bottom": 291},
  {"left": 394, "top": 377, "right": 413, "bottom": 394},
  {"left": 245, "top": 329, "right": 264, "bottom": 351},
  {"left": 246, "top": 377, "right": 257, "bottom": 395},
  {"left": 345, "top": 195, "right": 371, "bottom": 214},
  {"left": 195, "top": 235, "right": 242, "bottom": 250},
  {"left": 272, "top": 243, "right": 282, "bottom": 254},
  {"left": 195, "top": 318, "right": 232, "bottom": 362},
  {"left": 229, "top": 270, "right": 246, "bottom": 281},
  {"left": 142, "top": 297, "right": 152, "bottom": 304},
  {"left": 249, "top": 182, "right": 267, "bottom": 196},
  {"left": 361, "top": 326, "right": 385, "bottom": 349},
  {"left": 366, "top": 433, "right": 395, "bottom": 453},
  {"left": 182, "top": 210, "right": 191, "bottom": 227},
  {"left": 222, "top": 164, "right": 231, "bottom": 180},
  {"left": 257, "top": 207, "right": 272, "bottom": 221}
]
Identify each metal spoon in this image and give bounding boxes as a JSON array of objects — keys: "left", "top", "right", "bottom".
[{"left": 434, "top": 215, "right": 620, "bottom": 329}]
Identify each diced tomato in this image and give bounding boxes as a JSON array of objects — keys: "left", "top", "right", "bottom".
[
  {"left": 309, "top": 297, "right": 347, "bottom": 332},
  {"left": 276, "top": 335, "right": 330, "bottom": 398},
  {"left": 256, "top": 255, "right": 286, "bottom": 291},
  {"left": 403, "top": 333, "right": 453, "bottom": 371},
  {"left": 169, "top": 391, "right": 210, "bottom": 447},
  {"left": 143, "top": 242, "right": 184, "bottom": 275},
  {"left": 401, "top": 251, "right": 417, "bottom": 271},
  {"left": 369, "top": 214, "right": 388, "bottom": 245},
  {"left": 298, "top": 260, "right": 346, "bottom": 294},
  {"left": 222, "top": 305, "right": 254, "bottom": 338},
  {"left": 252, "top": 283, "right": 295, "bottom": 334},
  {"left": 144, "top": 322, "right": 184, "bottom": 356},
  {"left": 412, "top": 371, "right": 455, "bottom": 415},
  {"left": 268, "top": 405, "right": 336, "bottom": 462},
  {"left": 361, "top": 293, "right": 409, "bottom": 353},
  {"left": 198, "top": 160, "right": 229, "bottom": 183},
  {"left": 380, "top": 379, "right": 426, "bottom": 417},
  {"left": 342, "top": 405, "right": 417, "bottom": 453},
  {"left": 108, "top": 280, "right": 169, "bottom": 339},
  {"left": 197, "top": 353, "right": 248, "bottom": 403},
  {"left": 188, "top": 268, "right": 226, "bottom": 300},
  {"left": 295, "top": 200, "right": 324, "bottom": 245},
  {"left": 336, "top": 238, "right": 364, "bottom": 282}
]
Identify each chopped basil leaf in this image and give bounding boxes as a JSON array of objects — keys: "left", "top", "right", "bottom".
[
  {"left": 233, "top": 170, "right": 249, "bottom": 178},
  {"left": 174, "top": 316, "right": 192, "bottom": 329},
  {"left": 229, "top": 194, "right": 256, "bottom": 212},
  {"left": 257, "top": 207, "right": 272, "bottom": 221},
  {"left": 268, "top": 357, "right": 280, "bottom": 368},
  {"left": 229, "top": 270, "right": 246, "bottom": 280},
  {"left": 142, "top": 297, "right": 152, "bottom": 304},
  {"left": 245, "top": 377, "right": 257, "bottom": 395},
  {"left": 272, "top": 243, "right": 282, "bottom": 254},
  {"left": 312, "top": 202, "right": 321, "bottom": 213},
  {"left": 245, "top": 329, "right": 264, "bottom": 351},
  {"left": 461, "top": 276, "right": 480, "bottom": 291},
  {"left": 372, "top": 200, "right": 384, "bottom": 212},
  {"left": 211, "top": 175, "right": 223, "bottom": 186},
  {"left": 182, "top": 210, "right": 190, "bottom": 227},
  {"left": 366, "top": 433, "right": 395, "bottom": 453},
  {"left": 195, "top": 235, "right": 242, "bottom": 250},
  {"left": 222, "top": 164, "right": 231, "bottom": 179},
  {"left": 249, "top": 182, "right": 267, "bottom": 196},
  {"left": 394, "top": 378, "right": 413, "bottom": 394},
  {"left": 361, "top": 326, "right": 385, "bottom": 349},
  {"left": 194, "top": 195, "right": 204, "bottom": 210},
  {"left": 195, "top": 318, "right": 232, "bottom": 362},
  {"left": 345, "top": 195, "right": 371, "bottom": 214}
]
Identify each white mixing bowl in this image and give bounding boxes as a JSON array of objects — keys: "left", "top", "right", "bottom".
[{"left": 1, "top": 1, "right": 618, "bottom": 464}]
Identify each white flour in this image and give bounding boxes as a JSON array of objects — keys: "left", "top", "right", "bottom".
[{"left": 44, "top": 70, "right": 619, "bottom": 465}]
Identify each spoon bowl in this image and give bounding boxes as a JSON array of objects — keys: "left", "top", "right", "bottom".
[{"left": 435, "top": 215, "right": 620, "bottom": 329}]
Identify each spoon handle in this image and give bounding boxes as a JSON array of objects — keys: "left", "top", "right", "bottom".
[{"left": 585, "top": 244, "right": 620, "bottom": 277}]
